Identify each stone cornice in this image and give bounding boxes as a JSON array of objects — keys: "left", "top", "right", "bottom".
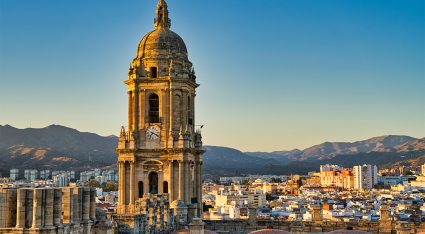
[
  {"left": 116, "top": 148, "right": 203, "bottom": 155},
  {"left": 123, "top": 77, "right": 199, "bottom": 88}
]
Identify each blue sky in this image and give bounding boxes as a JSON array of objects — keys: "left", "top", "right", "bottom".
[{"left": 0, "top": 0, "right": 424, "bottom": 151}]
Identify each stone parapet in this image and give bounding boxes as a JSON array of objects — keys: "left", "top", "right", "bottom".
[
  {"left": 0, "top": 187, "right": 110, "bottom": 234},
  {"left": 203, "top": 219, "right": 423, "bottom": 234}
]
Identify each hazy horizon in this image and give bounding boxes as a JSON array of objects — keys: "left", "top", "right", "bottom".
[{"left": 1, "top": 0, "right": 424, "bottom": 151}]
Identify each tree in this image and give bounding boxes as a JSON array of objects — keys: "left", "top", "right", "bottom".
[
  {"left": 87, "top": 179, "right": 100, "bottom": 187},
  {"left": 240, "top": 179, "right": 250, "bottom": 185},
  {"left": 270, "top": 177, "right": 282, "bottom": 183},
  {"left": 102, "top": 181, "right": 118, "bottom": 192},
  {"left": 404, "top": 171, "right": 414, "bottom": 176}
]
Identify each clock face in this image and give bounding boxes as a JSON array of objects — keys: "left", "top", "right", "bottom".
[{"left": 146, "top": 126, "right": 160, "bottom": 140}]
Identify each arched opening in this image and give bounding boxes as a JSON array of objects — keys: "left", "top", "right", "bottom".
[
  {"left": 149, "top": 172, "right": 158, "bottom": 194},
  {"left": 149, "top": 93, "right": 160, "bottom": 123},
  {"left": 138, "top": 181, "right": 144, "bottom": 198},
  {"left": 163, "top": 181, "right": 168, "bottom": 194},
  {"left": 187, "top": 96, "right": 193, "bottom": 125},
  {"left": 150, "top": 67, "right": 158, "bottom": 78}
]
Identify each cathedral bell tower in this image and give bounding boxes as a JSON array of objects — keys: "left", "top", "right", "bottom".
[{"left": 116, "top": 0, "right": 203, "bottom": 223}]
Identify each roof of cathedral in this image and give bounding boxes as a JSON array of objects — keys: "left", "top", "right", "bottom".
[
  {"left": 137, "top": 28, "right": 188, "bottom": 59},
  {"left": 136, "top": 0, "right": 188, "bottom": 60}
]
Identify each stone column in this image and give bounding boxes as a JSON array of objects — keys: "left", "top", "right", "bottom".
[
  {"left": 169, "top": 161, "right": 174, "bottom": 201},
  {"left": 0, "top": 189, "right": 16, "bottom": 228},
  {"left": 82, "top": 187, "right": 91, "bottom": 222},
  {"left": 53, "top": 189, "right": 62, "bottom": 225},
  {"left": 72, "top": 188, "right": 82, "bottom": 222},
  {"left": 139, "top": 89, "right": 145, "bottom": 129},
  {"left": 163, "top": 200, "right": 169, "bottom": 228},
  {"left": 159, "top": 198, "right": 165, "bottom": 232},
  {"left": 193, "top": 162, "right": 197, "bottom": 204},
  {"left": 184, "top": 161, "right": 189, "bottom": 202},
  {"left": 0, "top": 190, "right": 6, "bottom": 228},
  {"left": 44, "top": 189, "right": 54, "bottom": 227},
  {"left": 192, "top": 94, "right": 196, "bottom": 129},
  {"left": 160, "top": 89, "right": 165, "bottom": 121},
  {"left": 89, "top": 188, "right": 96, "bottom": 221},
  {"left": 199, "top": 162, "right": 203, "bottom": 214},
  {"left": 134, "top": 88, "right": 139, "bottom": 132},
  {"left": 61, "top": 188, "right": 73, "bottom": 224},
  {"left": 187, "top": 162, "right": 192, "bottom": 202},
  {"left": 119, "top": 161, "right": 125, "bottom": 207},
  {"left": 32, "top": 189, "right": 43, "bottom": 228},
  {"left": 130, "top": 161, "right": 135, "bottom": 210},
  {"left": 182, "top": 90, "right": 188, "bottom": 130},
  {"left": 178, "top": 161, "right": 183, "bottom": 200},
  {"left": 159, "top": 171, "right": 164, "bottom": 194},
  {"left": 168, "top": 89, "right": 173, "bottom": 133},
  {"left": 144, "top": 90, "right": 149, "bottom": 123},
  {"left": 16, "top": 189, "right": 26, "bottom": 228},
  {"left": 148, "top": 202, "right": 154, "bottom": 227},
  {"left": 128, "top": 91, "right": 133, "bottom": 132}
]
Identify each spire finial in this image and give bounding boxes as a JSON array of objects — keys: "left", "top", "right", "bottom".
[{"left": 154, "top": 0, "right": 171, "bottom": 29}]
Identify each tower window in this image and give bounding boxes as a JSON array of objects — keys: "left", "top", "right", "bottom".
[
  {"left": 149, "top": 93, "right": 160, "bottom": 123},
  {"left": 149, "top": 172, "right": 158, "bottom": 194},
  {"left": 150, "top": 67, "right": 158, "bottom": 78},
  {"left": 163, "top": 181, "right": 168, "bottom": 194},
  {"left": 138, "top": 181, "right": 144, "bottom": 198}
]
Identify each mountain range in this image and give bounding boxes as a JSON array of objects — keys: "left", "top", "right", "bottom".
[{"left": 0, "top": 124, "right": 424, "bottom": 177}]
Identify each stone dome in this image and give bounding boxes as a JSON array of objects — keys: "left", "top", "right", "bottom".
[
  {"left": 136, "top": 28, "right": 188, "bottom": 60},
  {"left": 128, "top": 0, "right": 195, "bottom": 80}
]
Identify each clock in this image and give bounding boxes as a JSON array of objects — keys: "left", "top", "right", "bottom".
[{"left": 146, "top": 126, "right": 160, "bottom": 140}]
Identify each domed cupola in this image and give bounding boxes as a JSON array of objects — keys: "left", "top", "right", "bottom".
[{"left": 128, "top": 0, "right": 195, "bottom": 81}]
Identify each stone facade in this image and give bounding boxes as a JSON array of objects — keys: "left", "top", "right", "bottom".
[
  {"left": 0, "top": 187, "right": 111, "bottom": 234},
  {"left": 114, "top": 0, "right": 203, "bottom": 232}
]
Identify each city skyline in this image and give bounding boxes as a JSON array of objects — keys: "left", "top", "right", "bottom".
[{"left": 1, "top": 0, "right": 424, "bottom": 152}]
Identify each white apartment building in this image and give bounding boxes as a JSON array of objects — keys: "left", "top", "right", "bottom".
[
  {"left": 353, "top": 164, "right": 378, "bottom": 191},
  {"left": 24, "top": 169, "right": 38, "bottom": 181},
  {"left": 53, "top": 172, "right": 70, "bottom": 187},
  {"left": 10, "top": 169, "right": 19, "bottom": 181},
  {"left": 39, "top": 170, "right": 51, "bottom": 180}
]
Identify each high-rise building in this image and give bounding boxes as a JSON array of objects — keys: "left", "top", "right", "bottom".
[
  {"left": 353, "top": 164, "right": 378, "bottom": 191},
  {"left": 24, "top": 169, "right": 38, "bottom": 181},
  {"left": 10, "top": 169, "right": 19, "bottom": 181},
  {"left": 53, "top": 173, "right": 70, "bottom": 187},
  {"left": 39, "top": 170, "right": 51, "bottom": 180},
  {"left": 114, "top": 0, "right": 203, "bottom": 228},
  {"left": 421, "top": 163, "right": 425, "bottom": 176}
]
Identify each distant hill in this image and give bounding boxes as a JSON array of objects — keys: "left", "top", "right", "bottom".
[
  {"left": 205, "top": 135, "right": 424, "bottom": 176},
  {"left": 245, "top": 135, "right": 418, "bottom": 162},
  {"left": 0, "top": 124, "right": 118, "bottom": 175},
  {"left": 0, "top": 124, "right": 423, "bottom": 177}
]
